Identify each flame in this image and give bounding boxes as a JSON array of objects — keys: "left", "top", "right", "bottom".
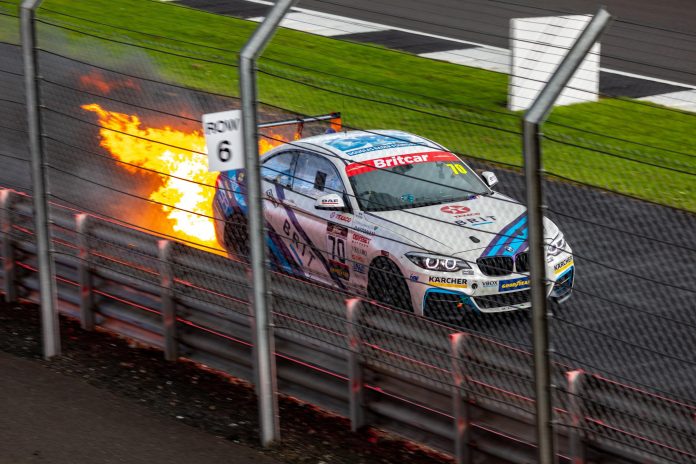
[
  {"left": 82, "top": 103, "right": 291, "bottom": 248},
  {"left": 80, "top": 70, "right": 140, "bottom": 94}
]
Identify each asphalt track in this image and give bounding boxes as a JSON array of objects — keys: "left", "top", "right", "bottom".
[
  {"left": 298, "top": 0, "right": 696, "bottom": 87},
  {"left": 0, "top": 351, "right": 281, "bottom": 464},
  {"left": 0, "top": 42, "right": 694, "bottom": 402}
]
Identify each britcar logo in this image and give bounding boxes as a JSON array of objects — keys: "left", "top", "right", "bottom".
[
  {"left": 498, "top": 277, "right": 530, "bottom": 292},
  {"left": 345, "top": 151, "right": 458, "bottom": 176}
]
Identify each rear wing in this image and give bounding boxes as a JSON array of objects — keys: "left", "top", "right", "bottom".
[{"left": 258, "top": 112, "right": 342, "bottom": 139}]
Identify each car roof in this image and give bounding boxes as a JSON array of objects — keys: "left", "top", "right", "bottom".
[{"left": 295, "top": 130, "right": 445, "bottom": 162}]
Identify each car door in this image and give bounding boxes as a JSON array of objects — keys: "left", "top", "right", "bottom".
[
  {"left": 259, "top": 150, "right": 309, "bottom": 277},
  {"left": 283, "top": 151, "right": 354, "bottom": 288}
]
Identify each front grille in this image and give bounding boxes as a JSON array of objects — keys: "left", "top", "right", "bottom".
[
  {"left": 474, "top": 290, "right": 530, "bottom": 309},
  {"left": 514, "top": 251, "right": 529, "bottom": 272},
  {"left": 477, "top": 256, "right": 513, "bottom": 276}
]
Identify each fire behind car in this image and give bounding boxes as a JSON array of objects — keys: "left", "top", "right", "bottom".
[{"left": 213, "top": 130, "right": 574, "bottom": 319}]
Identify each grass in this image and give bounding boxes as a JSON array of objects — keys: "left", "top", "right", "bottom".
[{"left": 0, "top": 0, "right": 694, "bottom": 211}]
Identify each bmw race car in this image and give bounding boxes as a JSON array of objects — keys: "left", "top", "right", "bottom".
[{"left": 213, "top": 130, "right": 574, "bottom": 318}]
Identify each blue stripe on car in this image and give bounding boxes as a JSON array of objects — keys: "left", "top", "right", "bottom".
[{"left": 482, "top": 213, "right": 527, "bottom": 257}]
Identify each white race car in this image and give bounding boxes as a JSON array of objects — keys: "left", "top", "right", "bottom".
[{"left": 213, "top": 130, "right": 574, "bottom": 318}]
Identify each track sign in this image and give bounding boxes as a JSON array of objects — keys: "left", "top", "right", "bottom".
[{"left": 202, "top": 110, "right": 244, "bottom": 172}]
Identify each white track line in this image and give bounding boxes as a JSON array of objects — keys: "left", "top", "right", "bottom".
[{"left": 239, "top": 0, "right": 696, "bottom": 93}]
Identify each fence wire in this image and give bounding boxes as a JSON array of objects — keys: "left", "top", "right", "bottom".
[{"left": 0, "top": 1, "right": 694, "bottom": 462}]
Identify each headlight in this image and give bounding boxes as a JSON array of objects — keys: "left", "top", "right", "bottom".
[
  {"left": 547, "top": 232, "right": 567, "bottom": 256},
  {"left": 406, "top": 252, "right": 471, "bottom": 272}
]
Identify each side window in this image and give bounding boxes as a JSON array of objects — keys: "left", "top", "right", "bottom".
[
  {"left": 293, "top": 153, "right": 345, "bottom": 199},
  {"left": 261, "top": 152, "right": 296, "bottom": 188}
]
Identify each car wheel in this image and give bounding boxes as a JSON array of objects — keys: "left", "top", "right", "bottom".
[
  {"left": 223, "top": 212, "right": 250, "bottom": 261},
  {"left": 367, "top": 257, "right": 413, "bottom": 312}
]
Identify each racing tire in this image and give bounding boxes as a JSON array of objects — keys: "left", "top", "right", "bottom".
[
  {"left": 223, "top": 212, "right": 250, "bottom": 262},
  {"left": 367, "top": 257, "right": 413, "bottom": 312}
]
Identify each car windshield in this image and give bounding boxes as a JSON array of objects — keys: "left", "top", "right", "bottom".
[{"left": 346, "top": 151, "right": 489, "bottom": 212}]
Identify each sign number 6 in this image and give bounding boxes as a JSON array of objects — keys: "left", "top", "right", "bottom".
[
  {"left": 217, "top": 140, "right": 232, "bottom": 162},
  {"left": 202, "top": 109, "right": 243, "bottom": 172}
]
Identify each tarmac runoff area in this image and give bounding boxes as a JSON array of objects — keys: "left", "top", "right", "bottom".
[{"left": 0, "top": 351, "right": 282, "bottom": 464}]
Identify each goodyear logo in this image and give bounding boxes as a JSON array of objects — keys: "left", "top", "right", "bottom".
[
  {"left": 499, "top": 277, "right": 529, "bottom": 292},
  {"left": 429, "top": 276, "right": 467, "bottom": 289},
  {"left": 554, "top": 256, "right": 574, "bottom": 275}
]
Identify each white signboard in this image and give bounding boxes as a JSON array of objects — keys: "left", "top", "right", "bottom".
[
  {"left": 202, "top": 110, "right": 244, "bottom": 172},
  {"left": 509, "top": 15, "right": 600, "bottom": 112}
]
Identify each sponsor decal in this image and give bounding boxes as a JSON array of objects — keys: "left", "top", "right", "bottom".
[
  {"left": 345, "top": 151, "right": 458, "bottom": 176},
  {"left": 351, "top": 246, "right": 367, "bottom": 257},
  {"left": 324, "top": 133, "right": 425, "bottom": 155},
  {"left": 409, "top": 274, "right": 419, "bottom": 282},
  {"left": 319, "top": 197, "right": 340, "bottom": 206},
  {"left": 329, "top": 212, "right": 352, "bottom": 223},
  {"left": 329, "top": 260, "right": 350, "bottom": 280},
  {"left": 352, "top": 232, "right": 371, "bottom": 245},
  {"left": 455, "top": 216, "right": 496, "bottom": 227},
  {"left": 380, "top": 250, "right": 390, "bottom": 257},
  {"left": 327, "top": 222, "right": 348, "bottom": 237},
  {"left": 351, "top": 253, "right": 367, "bottom": 264},
  {"left": 440, "top": 205, "right": 471, "bottom": 215},
  {"left": 428, "top": 276, "right": 468, "bottom": 289},
  {"left": 554, "top": 256, "right": 574, "bottom": 275},
  {"left": 499, "top": 277, "right": 530, "bottom": 292},
  {"left": 353, "top": 225, "right": 377, "bottom": 236},
  {"left": 482, "top": 281, "right": 498, "bottom": 288},
  {"left": 352, "top": 262, "right": 367, "bottom": 274}
]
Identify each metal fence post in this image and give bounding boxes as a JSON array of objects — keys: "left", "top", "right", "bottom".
[
  {"left": 346, "top": 298, "right": 366, "bottom": 431},
  {"left": 21, "top": 0, "right": 60, "bottom": 359},
  {"left": 522, "top": 9, "right": 612, "bottom": 464},
  {"left": 158, "top": 240, "right": 178, "bottom": 361},
  {"left": 451, "top": 332, "right": 471, "bottom": 464},
  {"left": 76, "top": 214, "right": 94, "bottom": 330},
  {"left": 0, "top": 190, "right": 17, "bottom": 303},
  {"left": 239, "top": 0, "right": 297, "bottom": 446},
  {"left": 567, "top": 370, "right": 586, "bottom": 464}
]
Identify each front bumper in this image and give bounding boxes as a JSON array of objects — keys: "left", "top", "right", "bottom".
[{"left": 413, "top": 265, "right": 575, "bottom": 318}]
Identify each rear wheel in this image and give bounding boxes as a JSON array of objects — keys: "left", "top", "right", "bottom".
[
  {"left": 223, "top": 212, "right": 250, "bottom": 261},
  {"left": 367, "top": 257, "right": 413, "bottom": 312}
]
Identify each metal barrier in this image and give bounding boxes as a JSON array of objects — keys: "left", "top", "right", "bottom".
[{"left": 1, "top": 188, "right": 694, "bottom": 463}]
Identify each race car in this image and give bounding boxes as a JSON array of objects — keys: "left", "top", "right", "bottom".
[{"left": 213, "top": 130, "right": 574, "bottom": 318}]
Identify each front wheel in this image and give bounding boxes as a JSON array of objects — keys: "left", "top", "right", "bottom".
[{"left": 367, "top": 257, "right": 413, "bottom": 312}]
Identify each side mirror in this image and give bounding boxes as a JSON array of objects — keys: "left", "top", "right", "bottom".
[
  {"left": 481, "top": 171, "right": 498, "bottom": 188},
  {"left": 315, "top": 193, "right": 346, "bottom": 210}
]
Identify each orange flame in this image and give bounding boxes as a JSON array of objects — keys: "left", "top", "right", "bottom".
[
  {"left": 79, "top": 70, "right": 140, "bottom": 94},
  {"left": 82, "top": 103, "right": 291, "bottom": 248}
]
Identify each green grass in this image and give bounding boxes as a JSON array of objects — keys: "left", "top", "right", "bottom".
[{"left": 1, "top": 0, "right": 694, "bottom": 211}]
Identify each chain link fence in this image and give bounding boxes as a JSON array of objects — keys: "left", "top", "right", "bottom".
[{"left": 0, "top": 0, "right": 694, "bottom": 462}]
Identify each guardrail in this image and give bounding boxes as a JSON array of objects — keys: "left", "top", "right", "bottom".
[{"left": 1, "top": 188, "right": 694, "bottom": 463}]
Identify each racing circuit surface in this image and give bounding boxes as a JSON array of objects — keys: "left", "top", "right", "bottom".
[
  {"left": 0, "top": 41, "right": 694, "bottom": 402},
  {"left": 296, "top": 0, "right": 696, "bottom": 87}
]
